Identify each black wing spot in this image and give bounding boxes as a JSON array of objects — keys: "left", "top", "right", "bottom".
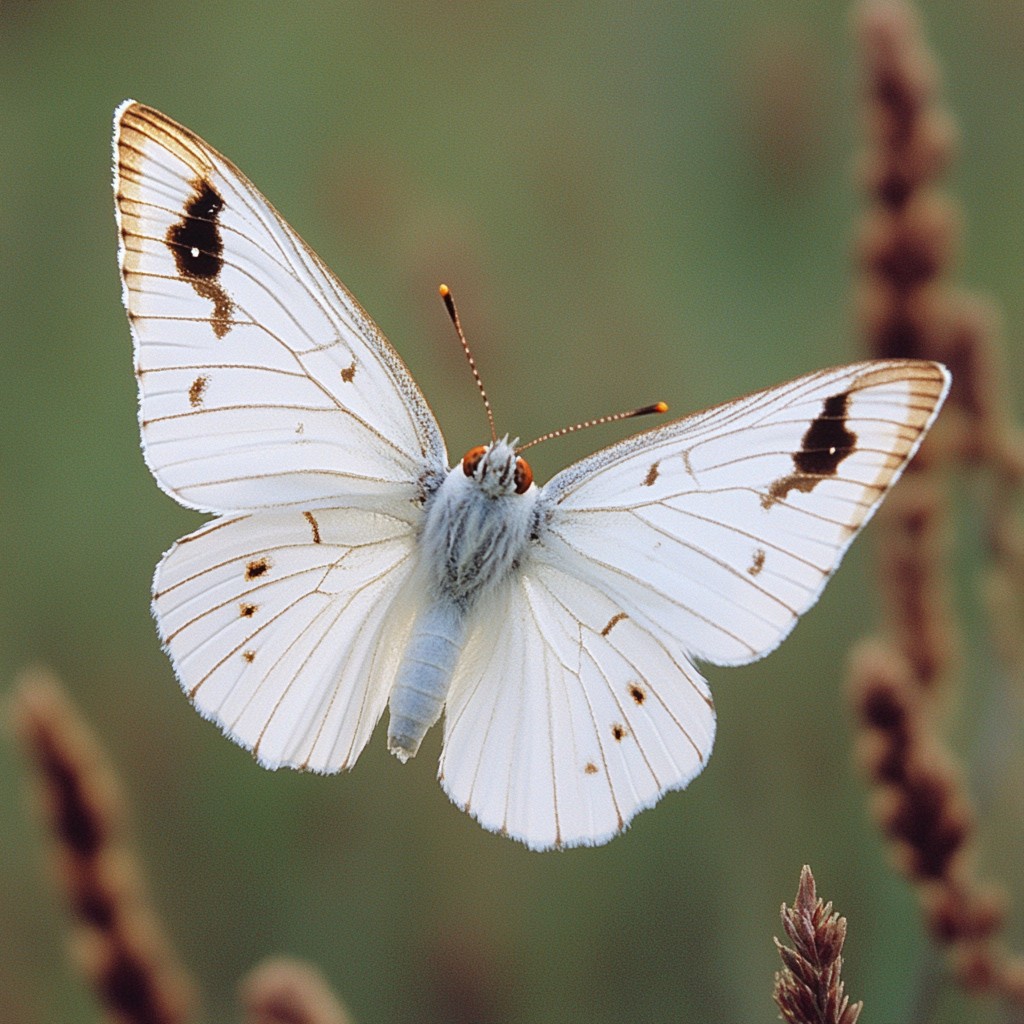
[
  {"left": 584, "top": 762, "right": 599, "bottom": 775},
  {"left": 628, "top": 683, "right": 646, "bottom": 705},
  {"left": 796, "top": 392, "right": 857, "bottom": 474},
  {"left": 167, "top": 180, "right": 223, "bottom": 278},
  {"left": 166, "top": 178, "right": 235, "bottom": 338},
  {"left": 748, "top": 549, "right": 766, "bottom": 576},
  {"left": 763, "top": 391, "right": 857, "bottom": 508},
  {"left": 643, "top": 461, "right": 659, "bottom": 487},
  {"left": 341, "top": 360, "right": 357, "bottom": 383},
  {"left": 239, "top": 602, "right": 258, "bottom": 618},
  {"left": 611, "top": 723, "right": 628, "bottom": 742},
  {"left": 245, "top": 557, "right": 271, "bottom": 580},
  {"left": 242, "top": 650, "right": 256, "bottom": 663}
]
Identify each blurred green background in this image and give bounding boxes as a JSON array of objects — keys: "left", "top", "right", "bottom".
[{"left": 3, "top": 1, "right": 1022, "bottom": 1021}]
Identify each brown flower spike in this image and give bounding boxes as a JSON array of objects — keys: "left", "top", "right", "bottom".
[
  {"left": 10, "top": 669, "right": 197, "bottom": 1024},
  {"left": 773, "top": 866, "right": 862, "bottom": 1024},
  {"left": 849, "top": 0, "right": 1024, "bottom": 1009}
]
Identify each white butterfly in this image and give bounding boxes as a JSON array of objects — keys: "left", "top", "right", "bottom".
[{"left": 113, "top": 101, "right": 950, "bottom": 850}]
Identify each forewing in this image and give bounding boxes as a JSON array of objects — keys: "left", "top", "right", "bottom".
[
  {"left": 439, "top": 564, "right": 716, "bottom": 850},
  {"left": 539, "top": 360, "right": 950, "bottom": 666},
  {"left": 114, "top": 101, "right": 447, "bottom": 516},
  {"left": 155, "top": 506, "right": 419, "bottom": 772}
]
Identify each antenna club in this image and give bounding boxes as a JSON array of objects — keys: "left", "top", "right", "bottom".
[
  {"left": 440, "top": 284, "right": 458, "bottom": 326},
  {"left": 653, "top": 401, "right": 669, "bottom": 414}
]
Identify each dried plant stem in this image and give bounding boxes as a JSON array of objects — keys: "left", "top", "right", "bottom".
[
  {"left": 773, "top": 866, "right": 862, "bottom": 1024},
  {"left": 849, "top": 0, "right": 1024, "bottom": 1009},
  {"left": 10, "top": 668, "right": 197, "bottom": 1024}
]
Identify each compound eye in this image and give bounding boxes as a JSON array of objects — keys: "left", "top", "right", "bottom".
[
  {"left": 462, "top": 445, "right": 488, "bottom": 477},
  {"left": 513, "top": 456, "right": 533, "bottom": 494}
]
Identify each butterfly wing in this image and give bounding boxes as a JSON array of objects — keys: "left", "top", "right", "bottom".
[
  {"left": 115, "top": 102, "right": 446, "bottom": 768},
  {"left": 154, "top": 505, "right": 420, "bottom": 771},
  {"left": 439, "top": 564, "right": 716, "bottom": 850},
  {"left": 439, "top": 359, "right": 948, "bottom": 848},
  {"left": 538, "top": 359, "right": 950, "bottom": 666},
  {"left": 114, "top": 101, "right": 447, "bottom": 518}
]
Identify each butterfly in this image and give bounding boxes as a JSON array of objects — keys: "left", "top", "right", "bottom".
[{"left": 113, "top": 100, "right": 950, "bottom": 850}]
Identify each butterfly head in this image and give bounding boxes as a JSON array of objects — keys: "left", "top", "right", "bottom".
[{"left": 461, "top": 438, "right": 533, "bottom": 497}]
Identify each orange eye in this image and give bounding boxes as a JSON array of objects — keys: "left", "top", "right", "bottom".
[
  {"left": 514, "top": 456, "right": 533, "bottom": 493},
  {"left": 462, "top": 445, "right": 487, "bottom": 477}
]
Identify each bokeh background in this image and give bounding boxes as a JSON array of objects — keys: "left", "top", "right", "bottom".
[{"left": 2, "top": 2, "right": 1022, "bottom": 1021}]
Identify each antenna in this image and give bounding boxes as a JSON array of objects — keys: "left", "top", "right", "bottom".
[
  {"left": 440, "top": 284, "right": 496, "bottom": 443},
  {"left": 518, "top": 402, "right": 669, "bottom": 453},
  {"left": 439, "top": 283, "right": 668, "bottom": 454}
]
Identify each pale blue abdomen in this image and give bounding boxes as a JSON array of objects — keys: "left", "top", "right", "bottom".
[{"left": 388, "top": 599, "right": 466, "bottom": 760}]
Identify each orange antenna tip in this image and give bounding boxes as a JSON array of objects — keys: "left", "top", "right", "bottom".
[
  {"left": 439, "top": 285, "right": 458, "bottom": 326},
  {"left": 652, "top": 401, "right": 669, "bottom": 414}
]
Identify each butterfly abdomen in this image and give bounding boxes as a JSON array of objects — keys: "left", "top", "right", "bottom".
[{"left": 388, "top": 600, "right": 466, "bottom": 761}]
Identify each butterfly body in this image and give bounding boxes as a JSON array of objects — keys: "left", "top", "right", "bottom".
[
  {"left": 114, "top": 101, "right": 950, "bottom": 849},
  {"left": 389, "top": 438, "right": 539, "bottom": 759}
]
